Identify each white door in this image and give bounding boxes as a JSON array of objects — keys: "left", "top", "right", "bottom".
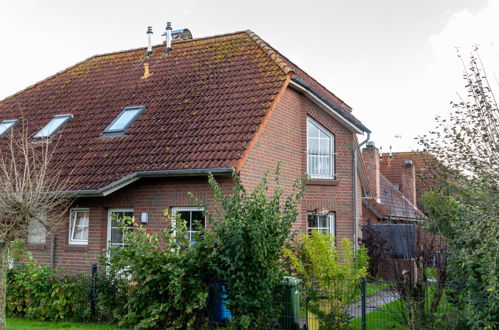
[{"left": 107, "top": 209, "right": 134, "bottom": 256}]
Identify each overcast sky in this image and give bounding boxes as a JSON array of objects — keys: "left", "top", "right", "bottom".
[{"left": 1, "top": 0, "right": 498, "bottom": 151}]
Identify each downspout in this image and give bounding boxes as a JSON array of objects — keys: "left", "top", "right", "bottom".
[
  {"left": 353, "top": 132, "right": 370, "bottom": 252},
  {"left": 50, "top": 234, "right": 56, "bottom": 268}
]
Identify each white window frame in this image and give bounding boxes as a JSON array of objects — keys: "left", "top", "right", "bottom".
[
  {"left": 107, "top": 208, "right": 134, "bottom": 257},
  {"left": 307, "top": 212, "right": 336, "bottom": 236},
  {"left": 306, "top": 117, "right": 335, "bottom": 179},
  {"left": 171, "top": 207, "right": 205, "bottom": 242},
  {"left": 68, "top": 208, "right": 90, "bottom": 245}
]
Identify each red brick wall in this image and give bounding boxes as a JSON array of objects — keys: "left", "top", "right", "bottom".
[
  {"left": 240, "top": 87, "right": 360, "bottom": 243},
  {"left": 27, "top": 176, "right": 233, "bottom": 273},
  {"left": 27, "top": 87, "right": 363, "bottom": 271}
]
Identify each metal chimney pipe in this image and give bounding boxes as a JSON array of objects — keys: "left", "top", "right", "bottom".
[
  {"left": 146, "top": 26, "right": 153, "bottom": 57},
  {"left": 165, "top": 21, "right": 172, "bottom": 55}
]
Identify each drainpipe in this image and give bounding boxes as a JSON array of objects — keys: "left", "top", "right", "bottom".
[
  {"left": 50, "top": 234, "right": 56, "bottom": 268},
  {"left": 353, "top": 132, "right": 370, "bottom": 252}
]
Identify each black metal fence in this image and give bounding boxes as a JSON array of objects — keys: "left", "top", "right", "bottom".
[{"left": 209, "top": 278, "right": 460, "bottom": 329}]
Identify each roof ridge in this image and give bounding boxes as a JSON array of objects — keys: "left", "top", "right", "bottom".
[
  {"left": 91, "top": 30, "right": 252, "bottom": 59},
  {"left": 244, "top": 30, "right": 293, "bottom": 75},
  {"left": 0, "top": 30, "right": 253, "bottom": 103}
]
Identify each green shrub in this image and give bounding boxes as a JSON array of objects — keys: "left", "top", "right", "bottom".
[
  {"left": 7, "top": 262, "right": 91, "bottom": 321},
  {"left": 99, "top": 211, "right": 209, "bottom": 329},
  {"left": 285, "top": 231, "right": 369, "bottom": 329}
]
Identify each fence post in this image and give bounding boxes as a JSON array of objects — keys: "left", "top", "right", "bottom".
[
  {"left": 90, "top": 264, "right": 98, "bottom": 319},
  {"left": 361, "top": 277, "right": 367, "bottom": 330}
]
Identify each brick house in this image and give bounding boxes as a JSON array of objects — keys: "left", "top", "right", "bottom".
[
  {"left": 361, "top": 142, "right": 425, "bottom": 224},
  {"left": 0, "top": 29, "right": 371, "bottom": 272}
]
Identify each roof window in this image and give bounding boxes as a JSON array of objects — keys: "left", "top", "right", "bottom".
[
  {"left": 33, "top": 114, "right": 73, "bottom": 139},
  {"left": 103, "top": 106, "right": 145, "bottom": 136},
  {"left": 0, "top": 119, "right": 19, "bottom": 138}
]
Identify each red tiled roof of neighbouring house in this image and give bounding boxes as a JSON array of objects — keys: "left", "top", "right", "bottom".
[
  {"left": 379, "top": 174, "right": 422, "bottom": 220},
  {"left": 0, "top": 30, "right": 368, "bottom": 193}
]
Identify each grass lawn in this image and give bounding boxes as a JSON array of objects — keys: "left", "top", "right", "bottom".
[
  {"left": 7, "top": 318, "right": 120, "bottom": 330},
  {"left": 365, "top": 280, "right": 391, "bottom": 297},
  {"left": 350, "top": 299, "right": 407, "bottom": 329}
]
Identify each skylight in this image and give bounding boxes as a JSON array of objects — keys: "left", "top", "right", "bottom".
[
  {"left": 33, "top": 114, "right": 73, "bottom": 139},
  {"left": 103, "top": 106, "right": 145, "bottom": 135},
  {"left": 0, "top": 119, "right": 19, "bottom": 138}
]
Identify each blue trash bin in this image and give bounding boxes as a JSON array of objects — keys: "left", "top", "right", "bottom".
[{"left": 212, "top": 282, "right": 231, "bottom": 324}]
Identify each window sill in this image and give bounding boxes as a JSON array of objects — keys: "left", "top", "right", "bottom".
[
  {"left": 64, "top": 245, "right": 89, "bottom": 252},
  {"left": 26, "top": 243, "right": 47, "bottom": 251},
  {"left": 307, "top": 178, "right": 339, "bottom": 186}
]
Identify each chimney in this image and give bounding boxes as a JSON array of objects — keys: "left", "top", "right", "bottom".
[
  {"left": 163, "top": 21, "right": 173, "bottom": 55},
  {"left": 401, "top": 160, "right": 417, "bottom": 205},
  {"left": 363, "top": 141, "right": 381, "bottom": 201},
  {"left": 146, "top": 26, "right": 153, "bottom": 57}
]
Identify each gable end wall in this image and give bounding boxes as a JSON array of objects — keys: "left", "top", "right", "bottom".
[{"left": 239, "top": 87, "right": 360, "bottom": 242}]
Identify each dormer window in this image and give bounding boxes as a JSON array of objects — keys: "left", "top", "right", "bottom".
[
  {"left": 103, "top": 106, "right": 145, "bottom": 136},
  {"left": 307, "top": 117, "right": 335, "bottom": 179},
  {"left": 0, "top": 119, "right": 19, "bottom": 138},
  {"left": 33, "top": 114, "right": 73, "bottom": 139}
]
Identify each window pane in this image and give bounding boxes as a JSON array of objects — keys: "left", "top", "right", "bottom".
[
  {"left": 107, "top": 109, "right": 141, "bottom": 132},
  {"left": 308, "top": 138, "right": 319, "bottom": 153},
  {"left": 191, "top": 211, "right": 204, "bottom": 223},
  {"left": 73, "top": 225, "right": 87, "bottom": 240},
  {"left": 307, "top": 121, "right": 320, "bottom": 138},
  {"left": 111, "top": 227, "right": 123, "bottom": 244},
  {"left": 318, "top": 215, "right": 330, "bottom": 228},
  {"left": 71, "top": 211, "right": 89, "bottom": 241},
  {"left": 110, "top": 211, "right": 133, "bottom": 245},
  {"left": 178, "top": 211, "right": 190, "bottom": 222},
  {"left": 319, "top": 138, "right": 330, "bottom": 154},
  {"left": 307, "top": 214, "right": 318, "bottom": 229},
  {"left": 34, "top": 116, "right": 70, "bottom": 139},
  {"left": 74, "top": 212, "right": 89, "bottom": 227},
  {"left": 0, "top": 120, "right": 16, "bottom": 137}
]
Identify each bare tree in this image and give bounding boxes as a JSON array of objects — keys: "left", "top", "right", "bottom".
[
  {"left": 0, "top": 122, "right": 73, "bottom": 329},
  {"left": 363, "top": 224, "right": 450, "bottom": 329}
]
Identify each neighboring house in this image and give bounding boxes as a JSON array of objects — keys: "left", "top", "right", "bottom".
[
  {"left": 379, "top": 151, "right": 438, "bottom": 211},
  {"left": 361, "top": 142, "right": 424, "bottom": 224},
  {"left": 0, "top": 29, "right": 370, "bottom": 272}
]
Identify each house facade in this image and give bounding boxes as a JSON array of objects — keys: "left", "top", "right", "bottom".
[{"left": 0, "top": 30, "right": 370, "bottom": 272}]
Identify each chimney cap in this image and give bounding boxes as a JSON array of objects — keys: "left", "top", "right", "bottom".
[
  {"left": 147, "top": 26, "right": 153, "bottom": 34},
  {"left": 404, "top": 160, "right": 414, "bottom": 167},
  {"left": 366, "top": 141, "right": 376, "bottom": 148}
]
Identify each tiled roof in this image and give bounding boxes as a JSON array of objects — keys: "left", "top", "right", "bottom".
[
  {"left": 379, "top": 174, "right": 421, "bottom": 220},
  {"left": 0, "top": 30, "right": 366, "bottom": 193}
]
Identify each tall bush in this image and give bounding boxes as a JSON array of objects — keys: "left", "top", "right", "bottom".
[
  {"left": 196, "top": 167, "right": 305, "bottom": 329},
  {"left": 99, "top": 212, "right": 209, "bottom": 329},
  {"left": 7, "top": 261, "right": 91, "bottom": 321}
]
